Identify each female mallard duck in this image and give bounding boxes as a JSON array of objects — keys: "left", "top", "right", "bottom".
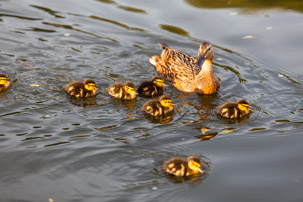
[
  {"left": 141, "top": 95, "right": 175, "bottom": 116},
  {"left": 149, "top": 42, "right": 220, "bottom": 95},
  {"left": 64, "top": 78, "right": 97, "bottom": 98},
  {"left": 162, "top": 156, "right": 204, "bottom": 177},
  {"left": 108, "top": 81, "right": 137, "bottom": 100},
  {"left": 0, "top": 74, "right": 11, "bottom": 92},
  {"left": 137, "top": 76, "right": 166, "bottom": 98},
  {"left": 216, "top": 99, "right": 252, "bottom": 119}
]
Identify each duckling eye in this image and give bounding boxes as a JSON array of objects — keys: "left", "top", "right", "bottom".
[{"left": 88, "top": 83, "right": 95, "bottom": 87}]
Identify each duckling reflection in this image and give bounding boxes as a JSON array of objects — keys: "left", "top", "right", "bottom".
[
  {"left": 149, "top": 42, "right": 220, "bottom": 94},
  {"left": 108, "top": 81, "right": 137, "bottom": 100},
  {"left": 64, "top": 78, "right": 97, "bottom": 98},
  {"left": 137, "top": 76, "right": 166, "bottom": 98},
  {"left": 162, "top": 156, "right": 204, "bottom": 177},
  {"left": 216, "top": 99, "right": 252, "bottom": 119},
  {"left": 68, "top": 96, "right": 97, "bottom": 108},
  {"left": 0, "top": 74, "right": 11, "bottom": 92}
]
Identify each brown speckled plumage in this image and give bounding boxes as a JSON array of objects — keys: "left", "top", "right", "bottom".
[
  {"left": 141, "top": 95, "right": 174, "bottom": 116},
  {"left": 149, "top": 42, "right": 220, "bottom": 94},
  {"left": 108, "top": 81, "right": 136, "bottom": 100},
  {"left": 162, "top": 156, "right": 203, "bottom": 177},
  {"left": 137, "top": 76, "right": 165, "bottom": 98},
  {"left": 216, "top": 99, "right": 251, "bottom": 119},
  {"left": 64, "top": 78, "right": 97, "bottom": 98}
]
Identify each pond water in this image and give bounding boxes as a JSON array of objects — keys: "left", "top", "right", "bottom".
[{"left": 0, "top": 0, "right": 302, "bottom": 201}]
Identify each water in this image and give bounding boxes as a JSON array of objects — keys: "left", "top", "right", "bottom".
[{"left": 0, "top": 0, "right": 302, "bottom": 201}]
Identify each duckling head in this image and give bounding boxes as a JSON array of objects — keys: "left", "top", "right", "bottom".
[
  {"left": 124, "top": 81, "right": 137, "bottom": 96},
  {"left": 187, "top": 156, "right": 204, "bottom": 174},
  {"left": 236, "top": 99, "right": 251, "bottom": 112},
  {"left": 84, "top": 79, "right": 96, "bottom": 91},
  {"left": 0, "top": 74, "right": 8, "bottom": 86},
  {"left": 159, "top": 95, "right": 174, "bottom": 108},
  {"left": 152, "top": 76, "right": 164, "bottom": 87}
]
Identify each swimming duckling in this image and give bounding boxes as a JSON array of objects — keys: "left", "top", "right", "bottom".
[
  {"left": 149, "top": 42, "right": 220, "bottom": 95},
  {"left": 162, "top": 156, "right": 204, "bottom": 177},
  {"left": 108, "top": 81, "right": 137, "bottom": 100},
  {"left": 64, "top": 78, "right": 97, "bottom": 98},
  {"left": 0, "top": 74, "right": 11, "bottom": 92},
  {"left": 141, "top": 95, "right": 175, "bottom": 116},
  {"left": 137, "top": 76, "right": 166, "bottom": 98},
  {"left": 216, "top": 99, "right": 252, "bottom": 119}
]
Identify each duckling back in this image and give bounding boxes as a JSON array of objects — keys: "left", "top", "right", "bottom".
[
  {"left": 162, "top": 157, "right": 190, "bottom": 177},
  {"left": 137, "top": 80, "right": 165, "bottom": 98},
  {"left": 216, "top": 102, "right": 239, "bottom": 119},
  {"left": 64, "top": 81, "right": 92, "bottom": 98},
  {"left": 141, "top": 99, "right": 163, "bottom": 116},
  {"left": 108, "top": 82, "right": 123, "bottom": 98}
]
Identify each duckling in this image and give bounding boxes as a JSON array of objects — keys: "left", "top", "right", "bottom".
[
  {"left": 141, "top": 95, "right": 174, "bottom": 116},
  {"left": 162, "top": 156, "right": 204, "bottom": 177},
  {"left": 64, "top": 78, "right": 97, "bottom": 98},
  {"left": 137, "top": 76, "right": 166, "bottom": 98},
  {"left": 108, "top": 81, "right": 137, "bottom": 100},
  {"left": 149, "top": 42, "right": 220, "bottom": 95},
  {"left": 216, "top": 99, "right": 252, "bottom": 119},
  {"left": 0, "top": 74, "right": 11, "bottom": 92}
]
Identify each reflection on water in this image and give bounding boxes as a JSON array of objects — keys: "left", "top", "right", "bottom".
[
  {"left": 0, "top": 0, "right": 302, "bottom": 201},
  {"left": 185, "top": 0, "right": 303, "bottom": 13}
]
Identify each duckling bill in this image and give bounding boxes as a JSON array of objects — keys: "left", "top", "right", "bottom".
[
  {"left": 64, "top": 78, "right": 97, "bottom": 98},
  {"left": 0, "top": 74, "right": 11, "bottom": 92},
  {"left": 216, "top": 99, "right": 252, "bottom": 119},
  {"left": 162, "top": 156, "right": 204, "bottom": 177},
  {"left": 137, "top": 76, "right": 166, "bottom": 98},
  {"left": 108, "top": 81, "right": 137, "bottom": 100},
  {"left": 141, "top": 95, "right": 174, "bottom": 116}
]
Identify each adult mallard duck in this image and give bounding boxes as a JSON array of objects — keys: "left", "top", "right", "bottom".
[
  {"left": 162, "top": 156, "right": 204, "bottom": 177},
  {"left": 216, "top": 99, "right": 252, "bottom": 119},
  {"left": 0, "top": 74, "right": 11, "bottom": 92},
  {"left": 149, "top": 42, "right": 220, "bottom": 95},
  {"left": 137, "top": 76, "right": 165, "bottom": 98},
  {"left": 64, "top": 78, "right": 97, "bottom": 98},
  {"left": 141, "top": 95, "right": 174, "bottom": 116},
  {"left": 108, "top": 81, "right": 137, "bottom": 100}
]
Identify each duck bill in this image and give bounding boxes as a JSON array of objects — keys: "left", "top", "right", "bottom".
[
  {"left": 198, "top": 168, "right": 204, "bottom": 174},
  {"left": 196, "top": 56, "right": 206, "bottom": 68}
]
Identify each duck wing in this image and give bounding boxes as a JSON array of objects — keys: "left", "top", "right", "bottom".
[{"left": 156, "top": 43, "right": 200, "bottom": 84}]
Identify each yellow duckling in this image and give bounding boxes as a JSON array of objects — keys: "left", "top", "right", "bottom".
[
  {"left": 141, "top": 95, "right": 175, "bottom": 116},
  {"left": 0, "top": 74, "right": 11, "bottom": 92},
  {"left": 216, "top": 99, "right": 252, "bottom": 119},
  {"left": 64, "top": 78, "right": 97, "bottom": 98},
  {"left": 149, "top": 42, "right": 220, "bottom": 95},
  {"left": 162, "top": 156, "right": 204, "bottom": 177},
  {"left": 108, "top": 81, "right": 137, "bottom": 100},
  {"left": 137, "top": 76, "right": 166, "bottom": 98}
]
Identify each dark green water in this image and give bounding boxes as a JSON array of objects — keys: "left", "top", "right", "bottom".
[{"left": 0, "top": 0, "right": 302, "bottom": 201}]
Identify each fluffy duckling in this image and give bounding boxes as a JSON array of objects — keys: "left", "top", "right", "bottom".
[
  {"left": 137, "top": 76, "right": 166, "bottom": 98},
  {"left": 149, "top": 42, "right": 220, "bottom": 95},
  {"left": 108, "top": 81, "right": 137, "bottom": 100},
  {"left": 216, "top": 99, "right": 252, "bottom": 119},
  {"left": 64, "top": 78, "right": 97, "bottom": 98},
  {"left": 0, "top": 74, "right": 11, "bottom": 92},
  {"left": 162, "top": 156, "right": 204, "bottom": 177},
  {"left": 141, "top": 95, "right": 174, "bottom": 116}
]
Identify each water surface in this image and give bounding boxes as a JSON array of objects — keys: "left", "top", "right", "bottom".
[{"left": 0, "top": 0, "right": 302, "bottom": 201}]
